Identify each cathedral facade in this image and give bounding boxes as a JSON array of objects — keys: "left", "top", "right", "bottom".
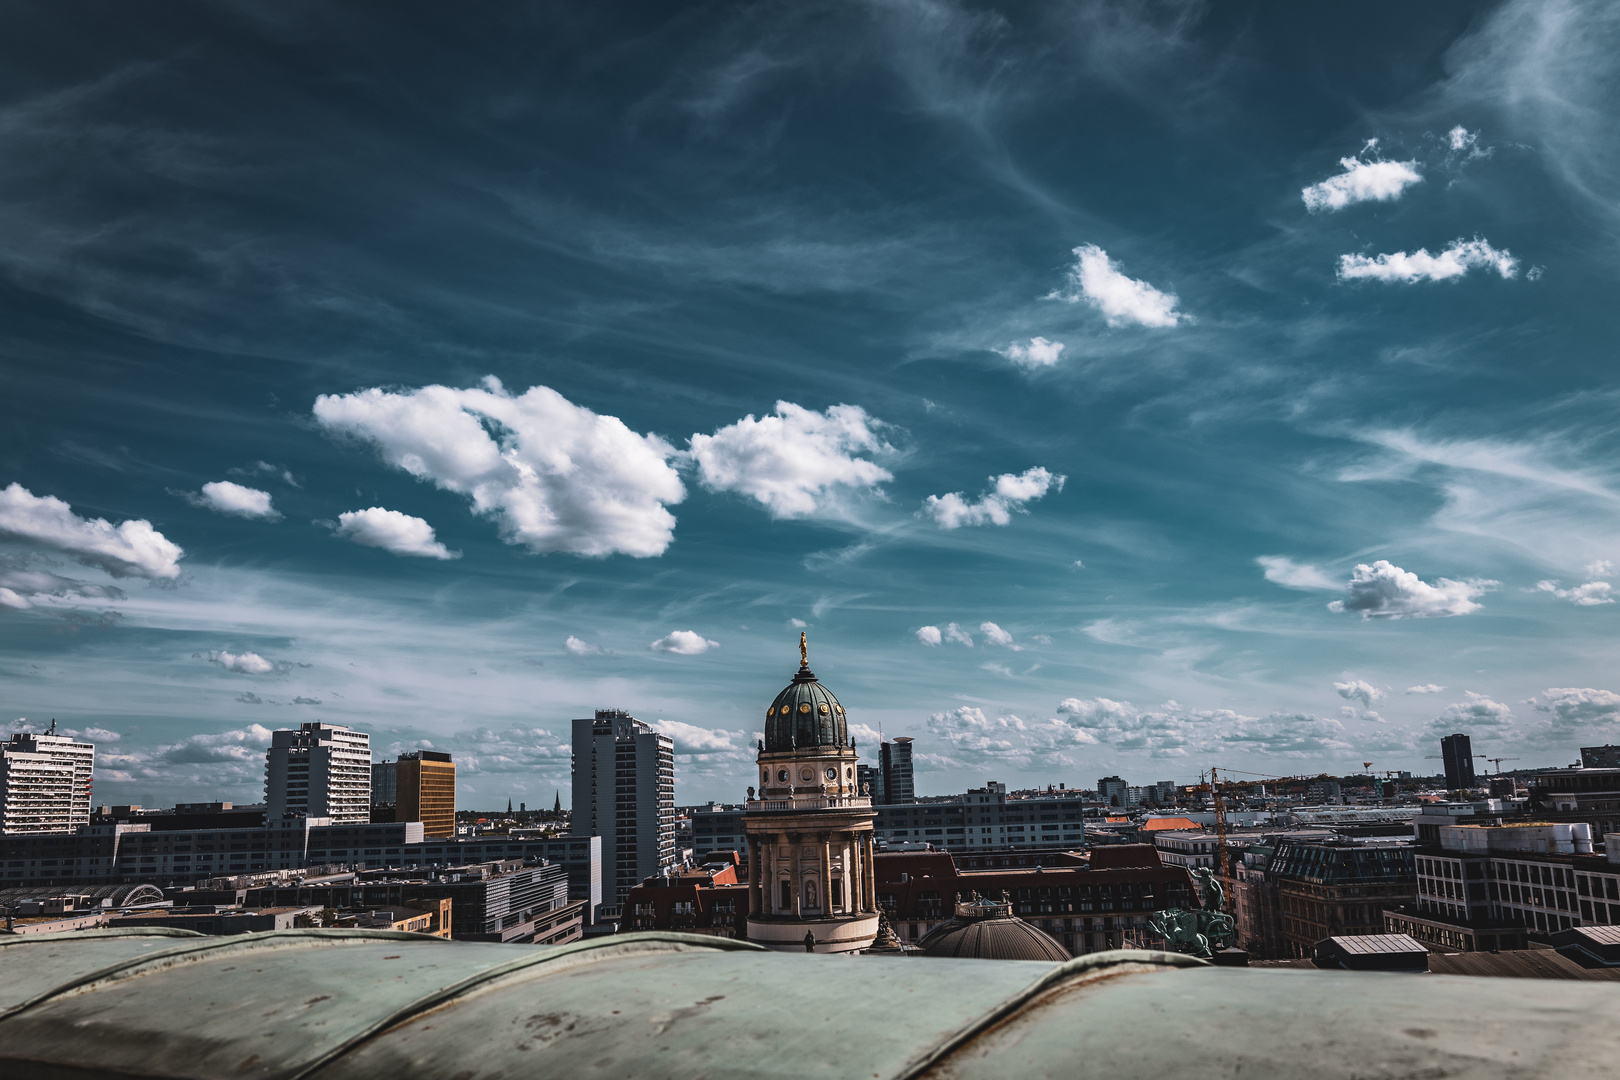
[{"left": 744, "top": 636, "right": 880, "bottom": 953}]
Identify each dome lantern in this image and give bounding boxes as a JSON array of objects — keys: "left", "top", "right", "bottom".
[{"left": 763, "top": 633, "right": 848, "bottom": 753}]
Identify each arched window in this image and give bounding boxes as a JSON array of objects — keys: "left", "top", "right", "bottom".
[{"left": 831, "top": 876, "right": 843, "bottom": 911}]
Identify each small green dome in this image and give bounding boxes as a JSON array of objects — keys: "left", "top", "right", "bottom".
[{"left": 765, "top": 662, "right": 848, "bottom": 752}]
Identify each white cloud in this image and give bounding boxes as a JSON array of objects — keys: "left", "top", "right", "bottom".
[
  {"left": 0, "top": 587, "right": 28, "bottom": 610},
  {"left": 1334, "top": 680, "right": 1385, "bottom": 708},
  {"left": 1406, "top": 684, "right": 1447, "bottom": 694},
  {"left": 208, "top": 650, "right": 277, "bottom": 675},
  {"left": 1000, "top": 336, "right": 1066, "bottom": 369},
  {"left": 1056, "top": 697, "right": 1351, "bottom": 758},
  {"left": 926, "top": 706, "right": 1099, "bottom": 766},
  {"left": 1328, "top": 560, "right": 1495, "bottom": 619},
  {"left": 648, "top": 719, "right": 745, "bottom": 754},
  {"left": 687, "top": 401, "right": 893, "bottom": 519},
  {"left": 915, "top": 625, "right": 943, "bottom": 646},
  {"left": 1337, "top": 238, "right": 1519, "bottom": 283},
  {"left": 335, "top": 507, "right": 458, "bottom": 560},
  {"left": 923, "top": 466, "right": 1064, "bottom": 529},
  {"left": 1256, "top": 555, "right": 1338, "bottom": 590},
  {"left": 1448, "top": 126, "right": 1476, "bottom": 151},
  {"left": 564, "top": 635, "right": 605, "bottom": 656},
  {"left": 1585, "top": 560, "right": 1614, "bottom": 578},
  {"left": 1302, "top": 156, "right": 1423, "bottom": 212},
  {"left": 649, "top": 630, "right": 718, "bottom": 655},
  {"left": 1536, "top": 687, "right": 1620, "bottom": 725},
  {"left": 314, "top": 377, "right": 685, "bottom": 558},
  {"left": 1536, "top": 579, "right": 1614, "bottom": 605},
  {"left": 185, "top": 481, "right": 279, "bottom": 520},
  {"left": 1435, "top": 691, "right": 1513, "bottom": 729},
  {"left": 980, "top": 621, "right": 1013, "bottom": 646},
  {"left": 1048, "top": 244, "right": 1186, "bottom": 328},
  {"left": 943, "top": 622, "right": 974, "bottom": 647},
  {"left": 82, "top": 727, "right": 121, "bottom": 742},
  {"left": 789, "top": 618, "right": 807, "bottom": 629},
  {"left": 0, "top": 557, "right": 126, "bottom": 610},
  {"left": 0, "top": 483, "right": 183, "bottom": 579}
]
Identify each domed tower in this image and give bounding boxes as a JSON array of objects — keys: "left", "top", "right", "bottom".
[{"left": 745, "top": 634, "right": 879, "bottom": 953}]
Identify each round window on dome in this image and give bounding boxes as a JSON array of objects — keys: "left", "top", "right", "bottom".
[
  {"left": 836, "top": 705, "right": 844, "bottom": 714},
  {"left": 825, "top": 767, "right": 837, "bottom": 780},
  {"left": 777, "top": 769, "right": 789, "bottom": 782},
  {"left": 798, "top": 702, "right": 811, "bottom": 714},
  {"left": 766, "top": 706, "right": 774, "bottom": 717},
  {"left": 800, "top": 768, "right": 813, "bottom": 782},
  {"left": 819, "top": 703, "right": 829, "bottom": 714},
  {"left": 845, "top": 767, "right": 853, "bottom": 779}
]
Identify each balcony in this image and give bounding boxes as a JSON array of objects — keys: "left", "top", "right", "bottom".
[{"left": 745, "top": 795, "right": 872, "bottom": 812}]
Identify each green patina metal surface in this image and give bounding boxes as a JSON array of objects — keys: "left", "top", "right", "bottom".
[{"left": 0, "top": 928, "right": 1614, "bottom": 1080}]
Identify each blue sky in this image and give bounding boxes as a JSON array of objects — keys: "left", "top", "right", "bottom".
[{"left": 4, "top": 1, "right": 1620, "bottom": 808}]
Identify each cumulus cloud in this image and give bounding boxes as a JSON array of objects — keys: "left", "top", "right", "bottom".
[
  {"left": 236, "top": 691, "right": 264, "bottom": 704},
  {"left": 927, "top": 706, "right": 1098, "bottom": 766},
  {"left": 1536, "top": 687, "right": 1620, "bottom": 726},
  {"left": 1328, "top": 560, "right": 1495, "bottom": 619},
  {"left": 1056, "top": 697, "right": 1351, "bottom": 759},
  {"left": 1334, "top": 680, "right": 1385, "bottom": 708},
  {"left": 789, "top": 618, "right": 807, "bottom": 629},
  {"left": 648, "top": 719, "right": 746, "bottom": 754},
  {"left": 1256, "top": 555, "right": 1338, "bottom": 590},
  {"left": 83, "top": 727, "right": 121, "bottom": 742},
  {"left": 208, "top": 650, "right": 278, "bottom": 675},
  {"left": 1302, "top": 155, "right": 1423, "bottom": 212},
  {"left": 314, "top": 377, "right": 685, "bottom": 558},
  {"left": 291, "top": 697, "right": 321, "bottom": 705},
  {"left": 1048, "top": 244, "right": 1186, "bottom": 328},
  {"left": 564, "top": 635, "right": 605, "bottom": 656},
  {"left": 1407, "top": 684, "right": 1447, "bottom": 694},
  {"left": 923, "top": 467, "right": 1064, "bottom": 529},
  {"left": 999, "top": 337, "right": 1066, "bottom": 369},
  {"left": 97, "top": 723, "right": 280, "bottom": 782},
  {"left": 0, "top": 483, "right": 182, "bottom": 579},
  {"left": 1337, "top": 238, "right": 1519, "bottom": 283},
  {"left": 687, "top": 401, "right": 893, "bottom": 518},
  {"left": 943, "top": 622, "right": 974, "bottom": 647},
  {"left": 650, "top": 630, "right": 718, "bottom": 655},
  {"left": 915, "top": 625, "right": 943, "bottom": 646},
  {"left": 1435, "top": 691, "right": 1513, "bottom": 729},
  {"left": 335, "top": 507, "right": 459, "bottom": 559},
  {"left": 0, "top": 556, "right": 126, "bottom": 611},
  {"left": 979, "top": 621, "right": 1015, "bottom": 647},
  {"left": 182, "top": 481, "right": 279, "bottom": 520},
  {"left": 1536, "top": 579, "right": 1614, "bottom": 605}
]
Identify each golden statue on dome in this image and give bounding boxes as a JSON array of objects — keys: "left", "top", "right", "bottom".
[{"left": 800, "top": 631, "right": 808, "bottom": 667}]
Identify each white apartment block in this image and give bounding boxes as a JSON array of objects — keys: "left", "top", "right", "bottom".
[
  {"left": 0, "top": 731, "right": 95, "bottom": 834},
  {"left": 265, "top": 723, "right": 371, "bottom": 823}
]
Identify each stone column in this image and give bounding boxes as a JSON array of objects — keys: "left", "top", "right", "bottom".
[
  {"left": 821, "top": 835, "right": 834, "bottom": 915},
  {"left": 849, "top": 838, "right": 861, "bottom": 913},
  {"left": 748, "top": 836, "right": 761, "bottom": 916},
  {"left": 864, "top": 833, "right": 878, "bottom": 911},
  {"left": 791, "top": 841, "right": 803, "bottom": 917}
]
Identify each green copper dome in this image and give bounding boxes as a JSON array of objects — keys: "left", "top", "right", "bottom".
[{"left": 764, "top": 635, "right": 848, "bottom": 752}]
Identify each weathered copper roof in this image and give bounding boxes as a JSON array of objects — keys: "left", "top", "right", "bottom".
[
  {"left": 916, "top": 895, "right": 1071, "bottom": 962},
  {"left": 764, "top": 662, "right": 848, "bottom": 753}
]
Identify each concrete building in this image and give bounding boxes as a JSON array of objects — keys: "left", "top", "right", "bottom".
[
  {"left": 1525, "top": 766, "right": 1620, "bottom": 838},
  {"left": 570, "top": 709, "right": 675, "bottom": 908},
  {"left": 265, "top": 723, "right": 371, "bottom": 823},
  {"left": 872, "top": 783, "right": 1086, "bottom": 852},
  {"left": 370, "top": 761, "right": 397, "bottom": 808},
  {"left": 1097, "top": 776, "right": 1130, "bottom": 808},
  {"left": 1269, "top": 839, "right": 1417, "bottom": 958},
  {"left": 1440, "top": 733, "right": 1477, "bottom": 790},
  {"left": 681, "top": 803, "right": 746, "bottom": 861},
  {"left": 879, "top": 737, "right": 915, "bottom": 804},
  {"left": 856, "top": 762, "right": 884, "bottom": 803},
  {"left": 1582, "top": 745, "right": 1620, "bottom": 769},
  {"left": 0, "top": 730, "right": 95, "bottom": 835},
  {"left": 396, "top": 751, "right": 455, "bottom": 837},
  {"left": 1385, "top": 821, "right": 1620, "bottom": 952},
  {"left": 875, "top": 845, "right": 1196, "bottom": 956},
  {"left": 745, "top": 636, "right": 879, "bottom": 953},
  {"left": 623, "top": 854, "right": 747, "bottom": 938}
]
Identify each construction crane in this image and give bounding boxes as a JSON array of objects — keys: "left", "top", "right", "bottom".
[
  {"left": 1484, "top": 757, "right": 1519, "bottom": 774},
  {"left": 1191, "top": 767, "right": 1235, "bottom": 902}
]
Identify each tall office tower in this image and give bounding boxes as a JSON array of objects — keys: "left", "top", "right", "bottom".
[
  {"left": 371, "top": 761, "right": 398, "bottom": 806},
  {"left": 265, "top": 723, "right": 371, "bottom": 823},
  {"left": 856, "top": 762, "right": 885, "bottom": 804},
  {"left": 397, "top": 751, "right": 456, "bottom": 837},
  {"left": 1440, "top": 733, "right": 1477, "bottom": 791},
  {"left": 880, "top": 737, "right": 915, "bottom": 804},
  {"left": 570, "top": 710, "right": 675, "bottom": 907},
  {"left": 0, "top": 730, "right": 95, "bottom": 834},
  {"left": 1097, "top": 776, "right": 1128, "bottom": 807}
]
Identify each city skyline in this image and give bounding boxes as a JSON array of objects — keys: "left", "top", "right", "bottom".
[{"left": 5, "top": 3, "right": 1620, "bottom": 807}]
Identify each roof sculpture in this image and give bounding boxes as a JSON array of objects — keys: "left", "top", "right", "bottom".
[{"left": 763, "top": 633, "right": 849, "bottom": 753}]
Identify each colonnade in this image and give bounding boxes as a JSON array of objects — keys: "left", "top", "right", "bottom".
[{"left": 747, "top": 829, "right": 878, "bottom": 918}]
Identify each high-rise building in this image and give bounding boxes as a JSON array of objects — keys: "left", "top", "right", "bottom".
[
  {"left": 1440, "top": 733, "right": 1477, "bottom": 791},
  {"left": 856, "top": 762, "right": 885, "bottom": 803},
  {"left": 0, "top": 730, "right": 95, "bottom": 834},
  {"left": 1581, "top": 745, "right": 1620, "bottom": 769},
  {"left": 745, "top": 635, "right": 879, "bottom": 953},
  {"left": 371, "top": 761, "right": 398, "bottom": 807},
  {"left": 398, "top": 751, "right": 455, "bottom": 838},
  {"left": 1097, "top": 776, "right": 1129, "bottom": 808},
  {"left": 880, "top": 737, "right": 914, "bottom": 804},
  {"left": 265, "top": 723, "right": 371, "bottom": 823},
  {"left": 570, "top": 709, "right": 675, "bottom": 907}
]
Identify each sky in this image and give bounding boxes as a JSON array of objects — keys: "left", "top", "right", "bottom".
[{"left": 4, "top": 0, "right": 1620, "bottom": 810}]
